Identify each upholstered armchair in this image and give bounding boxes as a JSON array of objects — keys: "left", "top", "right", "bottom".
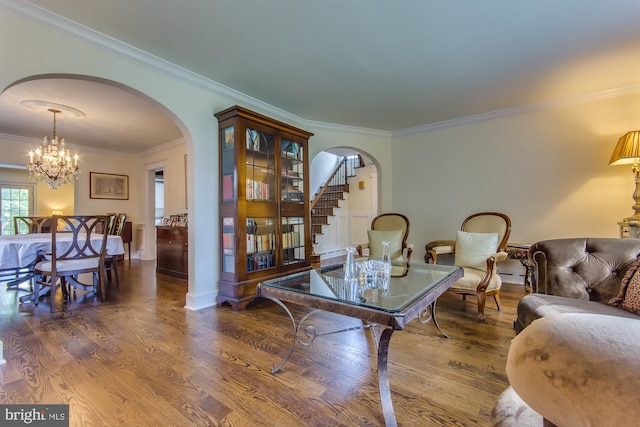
[
  {"left": 356, "top": 213, "right": 413, "bottom": 275},
  {"left": 425, "top": 212, "right": 511, "bottom": 322}
]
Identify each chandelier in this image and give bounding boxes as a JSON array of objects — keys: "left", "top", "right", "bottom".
[{"left": 27, "top": 109, "right": 80, "bottom": 190}]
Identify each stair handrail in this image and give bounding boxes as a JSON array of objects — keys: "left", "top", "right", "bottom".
[{"left": 310, "top": 158, "right": 347, "bottom": 210}]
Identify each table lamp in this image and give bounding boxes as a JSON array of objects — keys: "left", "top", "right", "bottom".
[{"left": 610, "top": 131, "right": 640, "bottom": 220}]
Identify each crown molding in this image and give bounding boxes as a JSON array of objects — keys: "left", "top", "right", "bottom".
[{"left": 393, "top": 83, "right": 640, "bottom": 137}]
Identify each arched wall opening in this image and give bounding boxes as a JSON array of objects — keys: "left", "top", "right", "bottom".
[
  {"left": 310, "top": 146, "right": 380, "bottom": 258},
  {"left": 0, "top": 72, "right": 195, "bottom": 292}
]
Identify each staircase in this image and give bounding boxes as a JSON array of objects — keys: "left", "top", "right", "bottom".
[{"left": 310, "top": 155, "right": 364, "bottom": 262}]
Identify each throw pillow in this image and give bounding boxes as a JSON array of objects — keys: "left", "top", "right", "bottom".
[
  {"left": 454, "top": 230, "right": 499, "bottom": 271},
  {"left": 609, "top": 257, "right": 640, "bottom": 314},
  {"left": 367, "top": 229, "right": 403, "bottom": 264}
]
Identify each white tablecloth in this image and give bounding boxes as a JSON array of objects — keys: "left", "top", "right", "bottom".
[{"left": 0, "top": 234, "right": 124, "bottom": 269}]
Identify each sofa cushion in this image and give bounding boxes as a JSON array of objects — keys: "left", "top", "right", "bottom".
[
  {"left": 454, "top": 230, "right": 498, "bottom": 270},
  {"left": 516, "top": 293, "right": 640, "bottom": 333},
  {"left": 609, "top": 257, "right": 640, "bottom": 314},
  {"left": 621, "top": 275, "right": 640, "bottom": 314}
]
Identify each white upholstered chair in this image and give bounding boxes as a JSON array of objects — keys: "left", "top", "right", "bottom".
[
  {"left": 425, "top": 212, "right": 511, "bottom": 322},
  {"left": 356, "top": 213, "right": 413, "bottom": 276}
]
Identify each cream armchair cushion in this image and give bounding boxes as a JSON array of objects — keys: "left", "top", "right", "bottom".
[
  {"left": 367, "top": 229, "right": 404, "bottom": 266},
  {"left": 454, "top": 230, "right": 499, "bottom": 270}
]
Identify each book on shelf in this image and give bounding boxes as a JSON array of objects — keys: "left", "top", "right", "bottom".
[
  {"left": 281, "top": 231, "right": 301, "bottom": 248},
  {"left": 222, "top": 174, "right": 233, "bottom": 199},
  {"left": 247, "top": 233, "right": 256, "bottom": 254},
  {"left": 223, "top": 233, "right": 234, "bottom": 249},
  {"left": 246, "top": 179, "right": 269, "bottom": 199}
]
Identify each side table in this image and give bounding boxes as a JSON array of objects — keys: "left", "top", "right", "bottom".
[
  {"left": 618, "top": 220, "right": 640, "bottom": 238},
  {"left": 505, "top": 244, "right": 536, "bottom": 293}
]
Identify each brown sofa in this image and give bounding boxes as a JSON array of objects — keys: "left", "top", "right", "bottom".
[
  {"left": 515, "top": 237, "right": 640, "bottom": 333},
  {"left": 491, "top": 237, "right": 640, "bottom": 427}
]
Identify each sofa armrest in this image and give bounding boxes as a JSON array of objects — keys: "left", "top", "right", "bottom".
[{"left": 507, "top": 313, "right": 640, "bottom": 427}]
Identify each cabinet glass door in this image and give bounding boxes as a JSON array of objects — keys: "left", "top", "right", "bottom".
[
  {"left": 221, "top": 126, "right": 235, "bottom": 201},
  {"left": 245, "top": 128, "right": 275, "bottom": 201},
  {"left": 281, "top": 216, "right": 305, "bottom": 265},
  {"left": 281, "top": 140, "right": 304, "bottom": 203},
  {"left": 222, "top": 217, "right": 235, "bottom": 273},
  {"left": 246, "top": 217, "right": 276, "bottom": 272}
]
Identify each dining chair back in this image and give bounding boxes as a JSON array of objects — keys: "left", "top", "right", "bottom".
[
  {"left": 6, "top": 216, "right": 53, "bottom": 291},
  {"left": 34, "top": 215, "right": 111, "bottom": 312},
  {"left": 105, "top": 213, "right": 127, "bottom": 287},
  {"left": 14, "top": 216, "right": 53, "bottom": 234}
]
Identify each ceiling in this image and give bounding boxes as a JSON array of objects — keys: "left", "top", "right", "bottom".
[{"left": 2, "top": 0, "right": 640, "bottom": 153}]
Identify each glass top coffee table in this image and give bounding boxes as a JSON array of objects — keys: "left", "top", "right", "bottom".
[{"left": 257, "top": 261, "right": 462, "bottom": 427}]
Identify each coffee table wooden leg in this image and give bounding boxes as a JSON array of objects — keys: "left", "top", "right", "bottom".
[{"left": 377, "top": 327, "right": 397, "bottom": 427}]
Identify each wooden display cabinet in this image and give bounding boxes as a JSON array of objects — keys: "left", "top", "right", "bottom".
[{"left": 216, "top": 105, "right": 313, "bottom": 310}]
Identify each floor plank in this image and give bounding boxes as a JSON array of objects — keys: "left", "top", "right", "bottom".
[{"left": 0, "top": 260, "right": 525, "bottom": 426}]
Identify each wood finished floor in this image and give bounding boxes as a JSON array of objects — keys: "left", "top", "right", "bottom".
[{"left": 0, "top": 260, "right": 525, "bottom": 426}]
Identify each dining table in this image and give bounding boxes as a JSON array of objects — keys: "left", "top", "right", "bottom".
[{"left": 0, "top": 232, "right": 125, "bottom": 302}]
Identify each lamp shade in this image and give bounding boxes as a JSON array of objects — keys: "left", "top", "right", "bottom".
[{"left": 610, "top": 131, "right": 640, "bottom": 166}]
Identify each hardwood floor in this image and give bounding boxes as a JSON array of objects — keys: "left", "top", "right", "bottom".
[{"left": 0, "top": 260, "right": 525, "bottom": 426}]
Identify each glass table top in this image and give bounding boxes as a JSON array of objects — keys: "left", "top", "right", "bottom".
[{"left": 259, "top": 261, "right": 461, "bottom": 313}]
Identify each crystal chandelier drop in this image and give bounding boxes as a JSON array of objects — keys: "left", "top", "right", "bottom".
[{"left": 27, "top": 109, "right": 80, "bottom": 190}]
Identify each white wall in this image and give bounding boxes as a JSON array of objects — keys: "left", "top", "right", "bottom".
[{"left": 392, "top": 91, "right": 640, "bottom": 261}]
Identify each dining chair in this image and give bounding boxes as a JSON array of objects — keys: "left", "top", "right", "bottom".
[
  {"left": 4, "top": 216, "right": 53, "bottom": 291},
  {"left": 33, "top": 215, "right": 111, "bottom": 312},
  {"left": 13, "top": 216, "right": 53, "bottom": 234},
  {"left": 425, "top": 212, "right": 511, "bottom": 322},
  {"left": 105, "top": 213, "right": 127, "bottom": 287}
]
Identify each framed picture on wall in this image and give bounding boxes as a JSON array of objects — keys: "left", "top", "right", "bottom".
[{"left": 90, "top": 172, "right": 129, "bottom": 200}]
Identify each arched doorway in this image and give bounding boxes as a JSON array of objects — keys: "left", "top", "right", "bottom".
[
  {"left": 310, "top": 147, "right": 379, "bottom": 259},
  {"left": 0, "top": 74, "right": 187, "bottom": 262}
]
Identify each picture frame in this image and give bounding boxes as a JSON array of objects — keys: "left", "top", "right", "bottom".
[
  {"left": 161, "top": 217, "right": 172, "bottom": 226},
  {"left": 90, "top": 172, "right": 129, "bottom": 200}
]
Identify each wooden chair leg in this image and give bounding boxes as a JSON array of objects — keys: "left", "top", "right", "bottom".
[
  {"left": 49, "top": 276, "right": 57, "bottom": 313},
  {"left": 476, "top": 292, "right": 486, "bottom": 323},
  {"left": 112, "top": 256, "right": 119, "bottom": 288},
  {"left": 493, "top": 292, "right": 502, "bottom": 311}
]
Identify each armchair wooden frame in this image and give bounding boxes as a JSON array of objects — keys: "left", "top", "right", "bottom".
[{"left": 426, "top": 212, "right": 512, "bottom": 322}]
